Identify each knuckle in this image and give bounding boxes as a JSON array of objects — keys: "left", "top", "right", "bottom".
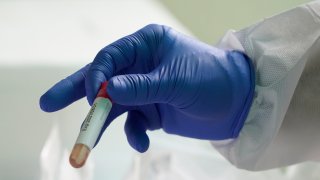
[
  {"left": 139, "top": 23, "right": 167, "bottom": 38},
  {"left": 143, "top": 24, "right": 162, "bottom": 31}
]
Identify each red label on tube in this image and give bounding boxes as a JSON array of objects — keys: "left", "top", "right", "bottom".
[{"left": 97, "top": 82, "right": 112, "bottom": 101}]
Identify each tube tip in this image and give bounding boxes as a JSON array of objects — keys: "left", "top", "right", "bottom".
[{"left": 69, "top": 144, "right": 91, "bottom": 168}]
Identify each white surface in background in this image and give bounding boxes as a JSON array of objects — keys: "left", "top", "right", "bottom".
[
  {"left": 0, "top": 0, "right": 192, "bottom": 66},
  {"left": 40, "top": 124, "right": 94, "bottom": 180}
]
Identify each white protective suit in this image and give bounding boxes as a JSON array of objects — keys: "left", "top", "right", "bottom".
[{"left": 213, "top": 0, "right": 320, "bottom": 170}]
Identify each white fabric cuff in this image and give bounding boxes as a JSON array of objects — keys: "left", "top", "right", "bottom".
[{"left": 212, "top": 1, "right": 320, "bottom": 171}]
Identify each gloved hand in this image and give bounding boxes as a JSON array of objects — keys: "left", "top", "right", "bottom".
[{"left": 40, "top": 24, "right": 255, "bottom": 153}]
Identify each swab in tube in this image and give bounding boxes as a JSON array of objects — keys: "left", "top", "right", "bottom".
[{"left": 69, "top": 82, "right": 112, "bottom": 168}]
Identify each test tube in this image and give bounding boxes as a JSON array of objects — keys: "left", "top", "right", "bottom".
[{"left": 69, "top": 82, "right": 112, "bottom": 168}]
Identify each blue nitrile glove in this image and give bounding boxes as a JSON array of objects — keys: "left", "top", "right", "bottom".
[{"left": 40, "top": 24, "right": 255, "bottom": 153}]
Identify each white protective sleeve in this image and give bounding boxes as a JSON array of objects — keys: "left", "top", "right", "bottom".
[{"left": 212, "top": 0, "right": 320, "bottom": 171}]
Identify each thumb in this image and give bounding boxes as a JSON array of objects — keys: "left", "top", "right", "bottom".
[{"left": 107, "top": 73, "right": 167, "bottom": 105}]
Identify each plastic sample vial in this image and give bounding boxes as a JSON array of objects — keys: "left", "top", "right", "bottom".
[{"left": 69, "top": 82, "right": 112, "bottom": 168}]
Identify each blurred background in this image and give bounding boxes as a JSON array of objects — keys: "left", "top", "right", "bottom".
[{"left": 2, "top": 0, "right": 319, "bottom": 180}]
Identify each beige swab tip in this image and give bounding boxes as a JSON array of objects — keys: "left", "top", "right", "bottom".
[{"left": 69, "top": 143, "right": 90, "bottom": 168}]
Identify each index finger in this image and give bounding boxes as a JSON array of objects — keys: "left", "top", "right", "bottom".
[{"left": 39, "top": 64, "right": 90, "bottom": 112}]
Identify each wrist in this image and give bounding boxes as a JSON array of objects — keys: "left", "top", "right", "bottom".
[{"left": 226, "top": 50, "right": 255, "bottom": 138}]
